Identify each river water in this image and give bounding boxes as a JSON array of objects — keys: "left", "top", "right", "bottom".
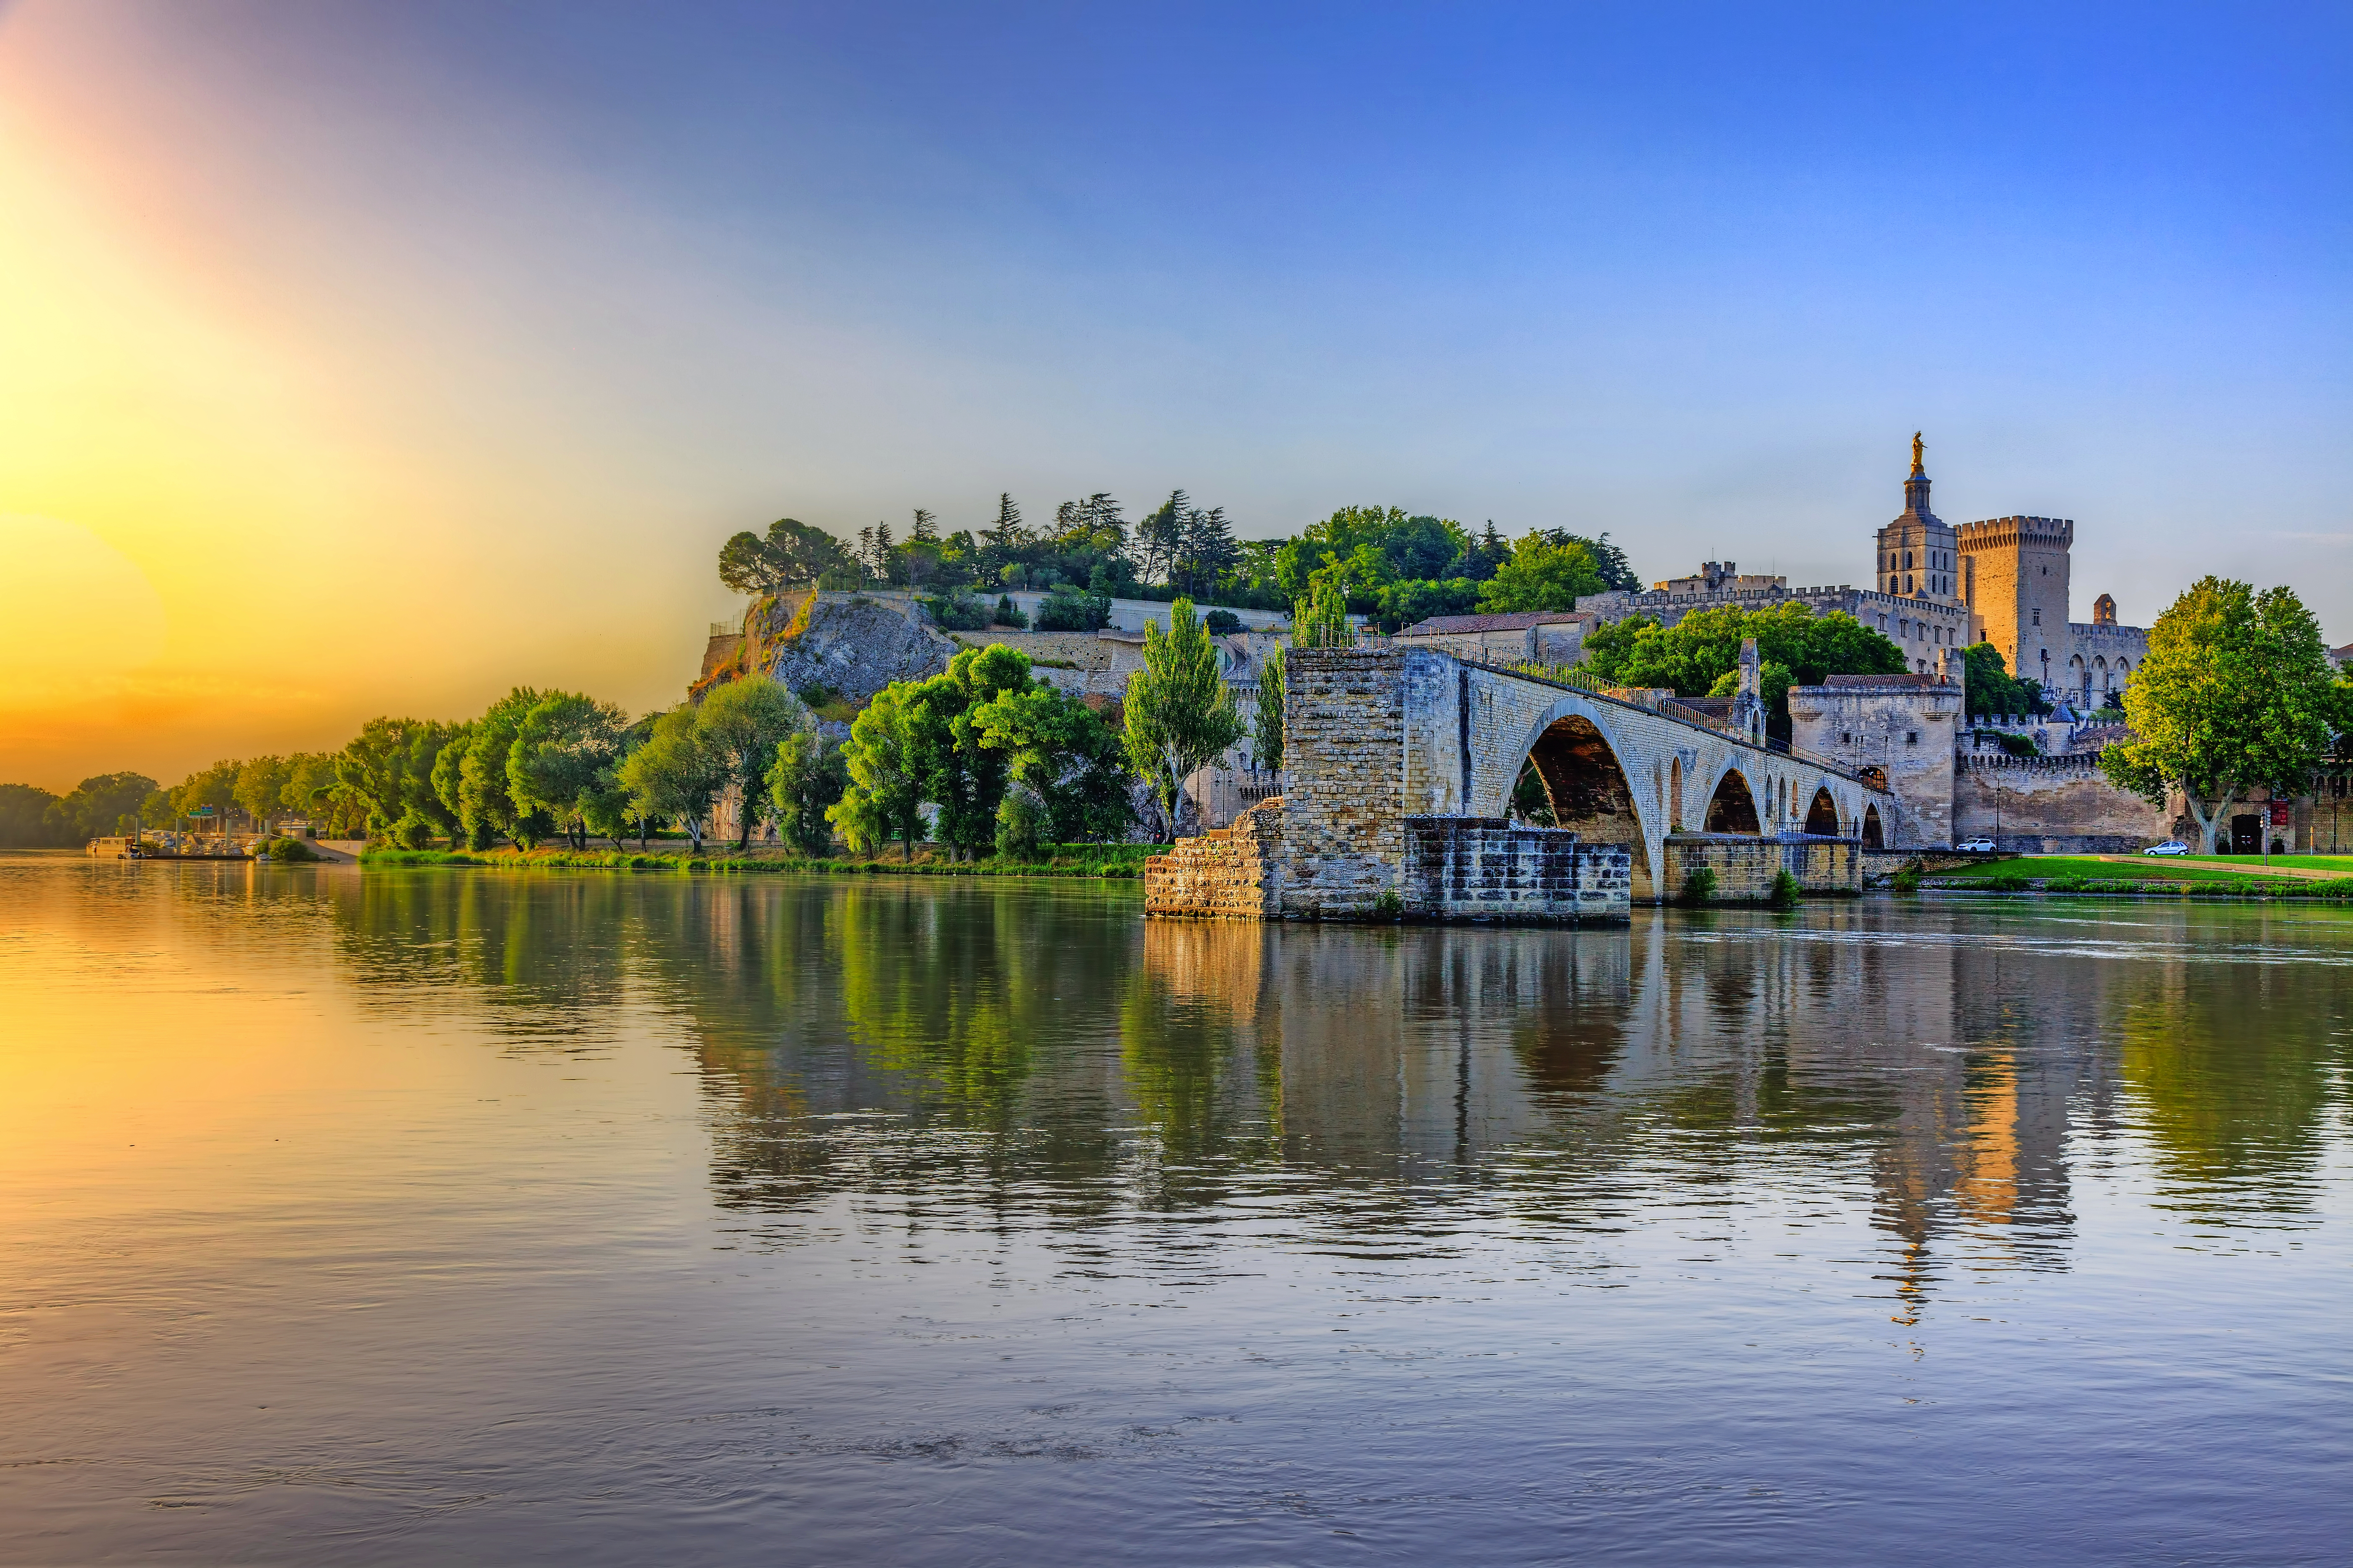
[{"left": 3, "top": 854, "right": 2348, "bottom": 1565}]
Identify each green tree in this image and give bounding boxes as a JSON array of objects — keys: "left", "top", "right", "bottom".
[
  {"left": 1376, "top": 575, "right": 1482, "bottom": 631},
  {"left": 971, "top": 679, "right": 1137, "bottom": 850},
  {"left": 619, "top": 705, "right": 728, "bottom": 851},
  {"left": 696, "top": 674, "right": 807, "bottom": 849},
  {"left": 400, "top": 723, "right": 465, "bottom": 845},
  {"left": 1294, "top": 578, "right": 1353, "bottom": 648},
  {"left": 766, "top": 727, "right": 849, "bottom": 856},
  {"left": 582, "top": 715, "right": 654, "bottom": 849},
  {"left": 2099, "top": 578, "right": 2338, "bottom": 853},
  {"left": 172, "top": 759, "right": 244, "bottom": 834},
  {"left": 1962, "top": 642, "right": 2044, "bottom": 718},
  {"left": 718, "top": 518, "right": 856, "bottom": 596},
  {"left": 1477, "top": 531, "right": 1604, "bottom": 613},
  {"left": 1584, "top": 601, "right": 1904, "bottom": 732},
  {"left": 508, "top": 693, "right": 630, "bottom": 850},
  {"left": 829, "top": 684, "right": 927, "bottom": 859},
  {"left": 1254, "top": 643, "right": 1285, "bottom": 777},
  {"left": 232, "top": 757, "right": 293, "bottom": 835},
  {"left": 1123, "top": 598, "right": 1244, "bottom": 833},
  {"left": 47, "top": 771, "right": 161, "bottom": 840},
  {"left": 280, "top": 752, "right": 340, "bottom": 827},
  {"left": 899, "top": 645, "right": 1037, "bottom": 858},
  {"left": 0, "top": 783, "right": 65, "bottom": 846},
  {"left": 459, "top": 689, "right": 552, "bottom": 849}
]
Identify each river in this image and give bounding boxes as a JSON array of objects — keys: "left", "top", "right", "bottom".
[{"left": 3, "top": 854, "right": 2348, "bottom": 1565}]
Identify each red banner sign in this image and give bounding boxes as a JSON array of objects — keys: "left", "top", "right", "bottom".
[{"left": 2269, "top": 802, "right": 2290, "bottom": 827}]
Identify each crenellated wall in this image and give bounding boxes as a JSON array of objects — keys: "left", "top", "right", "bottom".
[{"left": 1951, "top": 752, "right": 2175, "bottom": 852}]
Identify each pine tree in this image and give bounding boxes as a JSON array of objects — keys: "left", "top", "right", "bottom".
[
  {"left": 1176, "top": 505, "right": 1240, "bottom": 596},
  {"left": 1137, "top": 490, "right": 1189, "bottom": 584},
  {"left": 982, "top": 492, "right": 1026, "bottom": 549},
  {"left": 910, "top": 508, "right": 938, "bottom": 544}
]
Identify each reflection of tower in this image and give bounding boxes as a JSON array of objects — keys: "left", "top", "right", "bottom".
[{"left": 1874, "top": 435, "right": 1964, "bottom": 608}]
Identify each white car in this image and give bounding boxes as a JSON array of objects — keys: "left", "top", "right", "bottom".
[
  {"left": 1954, "top": 837, "right": 1996, "bottom": 853},
  {"left": 2143, "top": 840, "right": 2191, "bottom": 856}
]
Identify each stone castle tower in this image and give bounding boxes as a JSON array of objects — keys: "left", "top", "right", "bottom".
[
  {"left": 1874, "top": 434, "right": 1964, "bottom": 608},
  {"left": 1955, "top": 513, "right": 2075, "bottom": 693}
]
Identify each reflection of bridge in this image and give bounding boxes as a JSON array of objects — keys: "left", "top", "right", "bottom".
[{"left": 1149, "top": 647, "right": 1902, "bottom": 919}]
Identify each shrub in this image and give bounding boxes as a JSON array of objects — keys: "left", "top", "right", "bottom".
[
  {"left": 993, "top": 595, "right": 1030, "bottom": 630},
  {"left": 391, "top": 809, "right": 439, "bottom": 850},
  {"left": 1891, "top": 860, "right": 1923, "bottom": 892},
  {"left": 1768, "top": 869, "right": 1801, "bottom": 907},
  {"left": 266, "top": 836, "right": 321, "bottom": 862},
  {"left": 1373, "top": 887, "right": 1404, "bottom": 919},
  {"left": 1203, "top": 609, "right": 1244, "bottom": 635},
  {"left": 1682, "top": 866, "right": 1718, "bottom": 904},
  {"left": 995, "top": 784, "right": 1047, "bottom": 860},
  {"left": 794, "top": 681, "right": 836, "bottom": 710},
  {"left": 923, "top": 590, "right": 993, "bottom": 631},
  {"left": 1033, "top": 584, "right": 1109, "bottom": 632}
]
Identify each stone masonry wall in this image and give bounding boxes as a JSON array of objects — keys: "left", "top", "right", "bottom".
[
  {"left": 1952, "top": 754, "right": 2172, "bottom": 853},
  {"left": 1661, "top": 835, "right": 1860, "bottom": 899},
  {"left": 1279, "top": 649, "right": 1410, "bottom": 917},
  {"left": 1144, "top": 801, "right": 1284, "bottom": 918},
  {"left": 1402, "top": 819, "right": 1631, "bottom": 922}
]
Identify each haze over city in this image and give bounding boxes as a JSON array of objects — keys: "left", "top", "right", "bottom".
[{"left": 2, "top": 0, "right": 2345, "bottom": 789}]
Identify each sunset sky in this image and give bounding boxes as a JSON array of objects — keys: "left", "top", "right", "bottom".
[{"left": 3, "top": 0, "right": 2347, "bottom": 790}]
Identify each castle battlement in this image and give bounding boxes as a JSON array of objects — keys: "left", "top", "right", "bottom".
[{"left": 1957, "top": 515, "right": 2075, "bottom": 548}]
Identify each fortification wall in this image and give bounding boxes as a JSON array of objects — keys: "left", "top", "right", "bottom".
[{"left": 1951, "top": 753, "right": 2173, "bottom": 852}]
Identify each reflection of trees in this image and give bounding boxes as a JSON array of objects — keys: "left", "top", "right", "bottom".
[
  {"left": 2119, "top": 954, "right": 2345, "bottom": 1217},
  {"left": 320, "top": 873, "right": 2345, "bottom": 1292},
  {"left": 329, "top": 869, "right": 631, "bottom": 1042}
]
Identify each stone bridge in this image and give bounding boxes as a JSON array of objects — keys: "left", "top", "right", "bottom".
[{"left": 1147, "top": 647, "right": 1901, "bottom": 922}]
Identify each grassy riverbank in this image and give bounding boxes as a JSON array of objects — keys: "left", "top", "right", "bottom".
[
  {"left": 360, "top": 842, "right": 1169, "bottom": 878},
  {"left": 1924, "top": 854, "right": 2353, "bottom": 899}
]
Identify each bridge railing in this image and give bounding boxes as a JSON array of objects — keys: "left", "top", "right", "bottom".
[{"left": 1474, "top": 660, "right": 1882, "bottom": 789}]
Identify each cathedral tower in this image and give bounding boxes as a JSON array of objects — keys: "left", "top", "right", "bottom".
[{"left": 1874, "top": 434, "right": 1963, "bottom": 609}]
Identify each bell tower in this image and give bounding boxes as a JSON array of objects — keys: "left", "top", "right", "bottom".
[{"left": 1874, "top": 433, "right": 1963, "bottom": 608}]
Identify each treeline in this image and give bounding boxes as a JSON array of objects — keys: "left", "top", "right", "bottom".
[
  {"left": 718, "top": 496, "right": 1644, "bottom": 633},
  {"left": 41, "top": 599, "right": 1262, "bottom": 859},
  {"left": 0, "top": 772, "right": 160, "bottom": 847}
]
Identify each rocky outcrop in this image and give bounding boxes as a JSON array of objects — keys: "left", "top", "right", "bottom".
[{"left": 742, "top": 592, "right": 957, "bottom": 704}]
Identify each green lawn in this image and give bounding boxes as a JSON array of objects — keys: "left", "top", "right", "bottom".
[
  {"left": 1932, "top": 855, "right": 2270, "bottom": 884},
  {"left": 2176, "top": 853, "right": 2353, "bottom": 874}
]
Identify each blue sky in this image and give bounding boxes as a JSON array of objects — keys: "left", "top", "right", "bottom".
[{"left": 2, "top": 1, "right": 2347, "bottom": 778}]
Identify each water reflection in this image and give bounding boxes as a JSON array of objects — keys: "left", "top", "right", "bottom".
[{"left": 318, "top": 872, "right": 2353, "bottom": 1304}]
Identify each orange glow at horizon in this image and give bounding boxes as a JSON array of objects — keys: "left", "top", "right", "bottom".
[{"left": 0, "top": 3, "right": 723, "bottom": 793}]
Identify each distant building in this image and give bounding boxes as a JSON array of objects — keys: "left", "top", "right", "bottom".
[
  {"left": 1575, "top": 436, "right": 2148, "bottom": 712},
  {"left": 1391, "top": 609, "right": 1592, "bottom": 664}
]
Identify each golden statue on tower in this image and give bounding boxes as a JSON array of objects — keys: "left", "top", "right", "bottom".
[{"left": 1911, "top": 431, "right": 1925, "bottom": 476}]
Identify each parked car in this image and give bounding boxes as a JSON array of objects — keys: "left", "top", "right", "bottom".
[
  {"left": 1954, "top": 837, "right": 1996, "bottom": 853},
  {"left": 2143, "top": 840, "right": 2191, "bottom": 856}
]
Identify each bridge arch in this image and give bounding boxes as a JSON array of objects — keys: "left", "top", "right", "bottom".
[
  {"left": 1861, "top": 803, "right": 1885, "bottom": 848},
  {"left": 1512, "top": 705, "right": 1659, "bottom": 901},
  {"left": 1703, "top": 767, "right": 1762, "bottom": 835},
  {"left": 1803, "top": 784, "right": 1840, "bottom": 836}
]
